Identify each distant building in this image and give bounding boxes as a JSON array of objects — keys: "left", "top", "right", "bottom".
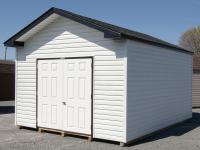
[
  {"left": 0, "top": 60, "right": 15, "bottom": 100},
  {"left": 192, "top": 55, "right": 200, "bottom": 107}
]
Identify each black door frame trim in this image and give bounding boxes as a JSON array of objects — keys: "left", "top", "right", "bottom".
[{"left": 36, "top": 56, "right": 94, "bottom": 137}]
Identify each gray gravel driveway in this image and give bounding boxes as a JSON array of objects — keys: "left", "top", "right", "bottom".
[{"left": 0, "top": 101, "right": 200, "bottom": 150}]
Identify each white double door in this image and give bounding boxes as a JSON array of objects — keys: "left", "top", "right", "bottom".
[{"left": 38, "top": 58, "right": 92, "bottom": 135}]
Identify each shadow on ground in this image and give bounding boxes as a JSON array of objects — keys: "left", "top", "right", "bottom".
[
  {"left": 0, "top": 106, "right": 14, "bottom": 114},
  {"left": 128, "top": 112, "right": 200, "bottom": 147}
]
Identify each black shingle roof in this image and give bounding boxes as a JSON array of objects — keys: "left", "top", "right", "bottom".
[{"left": 4, "top": 7, "right": 192, "bottom": 54}]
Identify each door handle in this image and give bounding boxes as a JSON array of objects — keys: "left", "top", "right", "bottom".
[{"left": 62, "top": 102, "right": 66, "bottom": 105}]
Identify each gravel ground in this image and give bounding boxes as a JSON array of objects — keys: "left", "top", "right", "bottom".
[{"left": 0, "top": 101, "right": 200, "bottom": 150}]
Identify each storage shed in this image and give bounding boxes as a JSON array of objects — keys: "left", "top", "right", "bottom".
[
  {"left": 192, "top": 55, "right": 200, "bottom": 107},
  {"left": 4, "top": 8, "right": 193, "bottom": 145}
]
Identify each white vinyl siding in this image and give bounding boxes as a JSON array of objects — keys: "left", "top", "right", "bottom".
[
  {"left": 15, "top": 59, "right": 36, "bottom": 128},
  {"left": 16, "top": 16, "right": 126, "bottom": 142},
  {"left": 126, "top": 40, "right": 192, "bottom": 142}
]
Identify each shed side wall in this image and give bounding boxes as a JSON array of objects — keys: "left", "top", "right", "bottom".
[
  {"left": 126, "top": 40, "right": 192, "bottom": 142},
  {"left": 15, "top": 16, "right": 126, "bottom": 142}
]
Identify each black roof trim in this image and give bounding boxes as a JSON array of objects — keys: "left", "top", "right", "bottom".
[
  {"left": 4, "top": 7, "right": 121, "bottom": 47},
  {"left": 4, "top": 7, "right": 192, "bottom": 54},
  {"left": 4, "top": 8, "right": 55, "bottom": 47}
]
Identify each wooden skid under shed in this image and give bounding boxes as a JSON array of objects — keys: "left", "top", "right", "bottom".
[{"left": 38, "top": 127, "right": 92, "bottom": 141}]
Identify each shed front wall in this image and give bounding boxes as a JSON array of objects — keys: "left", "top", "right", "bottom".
[
  {"left": 126, "top": 40, "right": 192, "bottom": 142},
  {"left": 15, "top": 16, "right": 127, "bottom": 142},
  {"left": 192, "top": 71, "right": 200, "bottom": 107}
]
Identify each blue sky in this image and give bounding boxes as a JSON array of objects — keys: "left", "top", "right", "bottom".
[{"left": 0, "top": 0, "right": 200, "bottom": 60}]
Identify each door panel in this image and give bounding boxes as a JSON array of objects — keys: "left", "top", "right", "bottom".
[
  {"left": 38, "top": 58, "right": 92, "bottom": 135},
  {"left": 38, "top": 59, "right": 63, "bottom": 130},
  {"left": 63, "top": 59, "right": 92, "bottom": 134}
]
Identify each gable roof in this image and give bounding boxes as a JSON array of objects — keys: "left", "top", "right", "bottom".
[{"left": 4, "top": 7, "right": 192, "bottom": 54}]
